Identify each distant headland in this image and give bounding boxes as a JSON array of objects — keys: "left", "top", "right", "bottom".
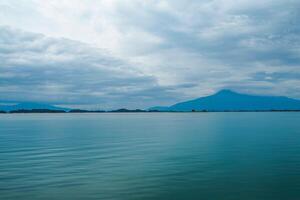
[{"left": 1, "top": 89, "right": 300, "bottom": 113}]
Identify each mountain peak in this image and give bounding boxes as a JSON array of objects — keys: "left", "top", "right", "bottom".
[
  {"left": 150, "top": 89, "right": 300, "bottom": 111},
  {"left": 215, "top": 89, "right": 237, "bottom": 95}
]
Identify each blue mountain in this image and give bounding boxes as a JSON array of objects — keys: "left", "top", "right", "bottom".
[
  {"left": 0, "top": 102, "right": 70, "bottom": 112},
  {"left": 149, "top": 89, "right": 300, "bottom": 111}
]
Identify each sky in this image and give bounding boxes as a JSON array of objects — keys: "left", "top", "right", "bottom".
[{"left": 0, "top": 0, "right": 300, "bottom": 109}]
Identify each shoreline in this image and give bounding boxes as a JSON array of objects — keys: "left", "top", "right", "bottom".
[{"left": 1, "top": 110, "right": 300, "bottom": 114}]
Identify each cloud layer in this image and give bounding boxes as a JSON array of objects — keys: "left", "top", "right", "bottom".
[
  {"left": 0, "top": 26, "right": 183, "bottom": 109},
  {"left": 0, "top": 0, "right": 300, "bottom": 108}
]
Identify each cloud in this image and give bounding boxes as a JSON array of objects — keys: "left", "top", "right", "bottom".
[
  {"left": 0, "top": 26, "right": 182, "bottom": 109},
  {"left": 0, "top": 0, "right": 300, "bottom": 108}
]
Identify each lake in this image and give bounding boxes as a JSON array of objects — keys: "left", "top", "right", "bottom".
[{"left": 0, "top": 113, "right": 300, "bottom": 200}]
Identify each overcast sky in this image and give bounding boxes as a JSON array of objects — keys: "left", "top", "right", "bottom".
[{"left": 0, "top": 0, "right": 300, "bottom": 109}]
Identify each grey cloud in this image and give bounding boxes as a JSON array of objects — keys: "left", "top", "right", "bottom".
[
  {"left": 251, "top": 71, "right": 300, "bottom": 83},
  {"left": 0, "top": 26, "right": 182, "bottom": 109},
  {"left": 111, "top": 0, "right": 300, "bottom": 66}
]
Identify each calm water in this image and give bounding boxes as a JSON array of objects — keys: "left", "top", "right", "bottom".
[{"left": 0, "top": 113, "right": 300, "bottom": 200}]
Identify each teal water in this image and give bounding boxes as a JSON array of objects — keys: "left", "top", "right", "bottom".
[{"left": 0, "top": 113, "right": 300, "bottom": 200}]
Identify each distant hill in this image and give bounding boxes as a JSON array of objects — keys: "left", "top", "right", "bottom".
[
  {"left": 149, "top": 89, "right": 300, "bottom": 111},
  {"left": 110, "top": 108, "right": 147, "bottom": 112},
  {"left": 2, "top": 90, "right": 300, "bottom": 113},
  {"left": 0, "top": 102, "right": 70, "bottom": 112},
  {"left": 9, "top": 109, "right": 66, "bottom": 113}
]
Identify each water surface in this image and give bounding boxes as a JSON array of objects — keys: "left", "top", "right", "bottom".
[{"left": 0, "top": 113, "right": 300, "bottom": 200}]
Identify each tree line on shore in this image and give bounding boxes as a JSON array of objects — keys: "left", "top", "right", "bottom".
[
  {"left": 0, "top": 108, "right": 158, "bottom": 113},
  {"left": 1, "top": 109, "right": 299, "bottom": 113}
]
